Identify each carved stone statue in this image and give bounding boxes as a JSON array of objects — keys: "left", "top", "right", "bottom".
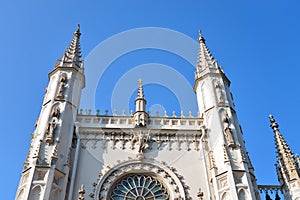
[
  {"left": 215, "top": 80, "right": 225, "bottom": 104},
  {"left": 137, "top": 131, "right": 150, "bottom": 153},
  {"left": 45, "top": 107, "right": 60, "bottom": 144},
  {"left": 222, "top": 112, "right": 235, "bottom": 147},
  {"left": 45, "top": 118, "right": 57, "bottom": 144},
  {"left": 51, "top": 106, "right": 60, "bottom": 118},
  {"left": 57, "top": 73, "right": 67, "bottom": 99},
  {"left": 132, "top": 130, "right": 150, "bottom": 153}
]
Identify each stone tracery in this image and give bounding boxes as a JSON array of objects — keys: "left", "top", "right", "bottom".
[
  {"left": 95, "top": 160, "right": 190, "bottom": 200},
  {"left": 109, "top": 174, "right": 169, "bottom": 200}
]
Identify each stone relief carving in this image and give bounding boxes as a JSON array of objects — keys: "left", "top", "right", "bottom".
[
  {"left": 56, "top": 73, "right": 67, "bottom": 99},
  {"left": 80, "top": 130, "right": 202, "bottom": 152}
]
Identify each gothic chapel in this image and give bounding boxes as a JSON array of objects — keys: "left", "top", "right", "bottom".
[{"left": 15, "top": 26, "right": 300, "bottom": 200}]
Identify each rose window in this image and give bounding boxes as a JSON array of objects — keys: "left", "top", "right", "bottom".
[{"left": 109, "top": 174, "right": 169, "bottom": 200}]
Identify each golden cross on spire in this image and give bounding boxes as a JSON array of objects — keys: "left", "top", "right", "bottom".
[
  {"left": 198, "top": 29, "right": 205, "bottom": 43},
  {"left": 137, "top": 78, "right": 143, "bottom": 85}
]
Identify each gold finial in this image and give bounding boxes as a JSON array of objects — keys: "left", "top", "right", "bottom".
[
  {"left": 137, "top": 78, "right": 143, "bottom": 85},
  {"left": 198, "top": 29, "right": 205, "bottom": 43}
]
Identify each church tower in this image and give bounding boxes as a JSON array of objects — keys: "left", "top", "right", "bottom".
[
  {"left": 15, "top": 25, "right": 85, "bottom": 200},
  {"left": 194, "top": 32, "right": 260, "bottom": 199},
  {"left": 269, "top": 115, "right": 300, "bottom": 200}
]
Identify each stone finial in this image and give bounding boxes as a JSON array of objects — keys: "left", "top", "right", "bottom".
[
  {"left": 113, "top": 109, "right": 118, "bottom": 116},
  {"left": 164, "top": 110, "right": 168, "bottom": 117},
  {"left": 181, "top": 111, "right": 184, "bottom": 118},
  {"left": 78, "top": 184, "right": 85, "bottom": 200}
]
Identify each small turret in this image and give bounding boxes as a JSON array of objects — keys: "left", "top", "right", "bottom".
[{"left": 133, "top": 79, "right": 149, "bottom": 127}]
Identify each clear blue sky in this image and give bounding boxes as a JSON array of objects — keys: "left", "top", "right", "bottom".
[{"left": 1, "top": 1, "right": 300, "bottom": 199}]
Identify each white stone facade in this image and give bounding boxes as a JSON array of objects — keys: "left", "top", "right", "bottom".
[{"left": 15, "top": 27, "right": 300, "bottom": 200}]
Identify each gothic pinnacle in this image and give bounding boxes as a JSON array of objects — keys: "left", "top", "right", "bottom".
[
  {"left": 269, "top": 114, "right": 300, "bottom": 181},
  {"left": 196, "top": 30, "right": 216, "bottom": 71},
  {"left": 59, "top": 24, "right": 83, "bottom": 68},
  {"left": 137, "top": 78, "right": 145, "bottom": 99}
]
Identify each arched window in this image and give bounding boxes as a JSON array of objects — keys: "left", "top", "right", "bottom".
[{"left": 109, "top": 174, "right": 169, "bottom": 200}]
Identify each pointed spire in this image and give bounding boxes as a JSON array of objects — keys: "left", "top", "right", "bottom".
[
  {"left": 58, "top": 24, "right": 83, "bottom": 68},
  {"left": 196, "top": 30, "right": 217, "bottom": 72},
  {"left": 269, "top": 115, "right": 300, "bottom": 181},
  {"left": 137, "top": 78, "right": 145, "bottom": 99}
]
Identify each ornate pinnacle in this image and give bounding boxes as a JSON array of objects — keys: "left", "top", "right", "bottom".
[
  {"left": 58, "top": 24, "right": 83, "bottom": 68},
  {"left": 137, "top": 78, "right": 144, "bottom": 99},
  {"left": 196, "top": 30, "right": 216, "bottom": 72},
  {"left": 269, "top": 114, "right": 300, "bottom": 181}
]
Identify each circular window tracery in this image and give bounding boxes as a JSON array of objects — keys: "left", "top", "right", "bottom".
[{"left": 109, "top": 174, "right": 169, "bottom": 200}]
